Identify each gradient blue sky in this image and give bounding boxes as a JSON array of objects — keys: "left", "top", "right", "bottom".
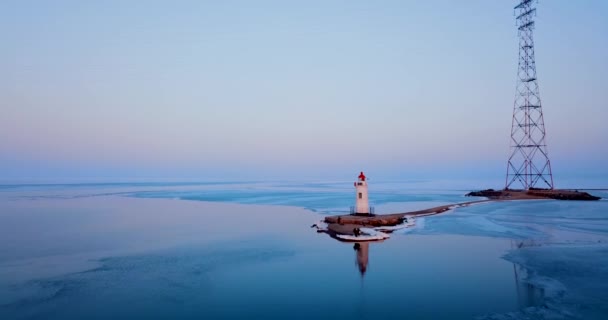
[{"left": 1, "top": 1, "right": 607, "bottom": 182}]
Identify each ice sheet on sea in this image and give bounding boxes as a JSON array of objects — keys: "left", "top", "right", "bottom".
[
  {"left": 413, "top": 199, "right": 608, "bottom": 320},
  {"left": 479, "top": 244, "right": 608, "bottom": 320},
  {"left": 408, "top": 212, "right": 546, "bottom": 240},
  {"left": 128, "top": 188, "right": 468, "bottom": 214},
  {"left": 409, "top": 200, "right": 608, "bottom": 244},
  {"left": 1, "top": 181, "right": 476, "bottom": 214}
]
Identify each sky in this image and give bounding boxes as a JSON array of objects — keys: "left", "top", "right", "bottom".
[{"left": 1, "top": 0, "right": 607, "bottom": 183}]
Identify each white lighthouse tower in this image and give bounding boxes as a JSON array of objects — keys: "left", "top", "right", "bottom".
[{"left": 353, "top": 171, "right": 371, "bottom": 215}]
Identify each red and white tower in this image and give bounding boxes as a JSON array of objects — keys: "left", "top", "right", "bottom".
[{"left": 353, "top": 171, "right": 371, "bottom": 215}]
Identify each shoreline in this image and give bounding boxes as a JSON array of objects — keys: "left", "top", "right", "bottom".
[
  {"left": 323, "top": 188, "right": 602, "bottom": 229},
  {"left": 323, "top": 198, "right": 493, "bottom": 227}
]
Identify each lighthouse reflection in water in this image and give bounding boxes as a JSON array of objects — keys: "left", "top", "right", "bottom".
[{"left": 353, "top": 242, "right": 370, "bottom": 276}]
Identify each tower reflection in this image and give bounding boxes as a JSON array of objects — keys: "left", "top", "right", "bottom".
[
  {"left": 353, "top": 242, "right": 369, "bottom": 276},
  {"left": 511, "top": 240, "right": 545, "bottom": 308}
]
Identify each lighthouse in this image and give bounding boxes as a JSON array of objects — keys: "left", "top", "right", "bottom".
[{"left": 353, "top": 171, "right": 371, "bottom": 215}]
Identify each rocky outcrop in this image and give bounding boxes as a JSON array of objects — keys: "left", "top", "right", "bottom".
[
  {"left": 324, "top": 214, "right": 404, "bottom": 227},
  {"left": 528, "top": 190, "right": 601, "bottom": 200},
  {"left": 465, "top": 189, "right": 503, "bottom": 199},
  {"left": 466, "top": 189, "right": 601, "bottom": 201}
]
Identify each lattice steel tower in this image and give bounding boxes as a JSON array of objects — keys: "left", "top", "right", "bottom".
[{"left": 506, "top": 0, "right": 554, "bottom": 190}]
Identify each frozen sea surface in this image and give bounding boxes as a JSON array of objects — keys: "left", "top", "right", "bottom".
[
  {"left": 0, "top": 180, "right": 476, "bottom": 214},
  {"left": 0, "top": 182, "right": 607, "bottom": 319},
  {"left": 409, "top": 197, "right": 608, "bottom": 319}
]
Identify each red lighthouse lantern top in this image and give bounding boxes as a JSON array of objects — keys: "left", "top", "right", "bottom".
[{"left": 358, "top": 171, "right": 366, "bottom": 181}]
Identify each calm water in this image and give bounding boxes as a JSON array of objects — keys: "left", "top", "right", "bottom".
[{"left": 0, "top": 181, "right": 606, "bottom": 319}]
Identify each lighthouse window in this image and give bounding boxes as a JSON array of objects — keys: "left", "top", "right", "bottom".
[{"left": 358, "top": 193, "right": 362, "bottom": 199}]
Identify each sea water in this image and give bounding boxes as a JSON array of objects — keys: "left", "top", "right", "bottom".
[{"left": 0, "top": 181, "right": 606, "bottom": 319}]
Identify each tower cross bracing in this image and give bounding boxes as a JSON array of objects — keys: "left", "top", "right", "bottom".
[{"left": 506, "top": 0, "right": 554, "bottom": 190}]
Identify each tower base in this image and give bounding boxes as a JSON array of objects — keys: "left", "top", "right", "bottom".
[{"left": 350, "top": 206, "right": 375, "bottom": 216}]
